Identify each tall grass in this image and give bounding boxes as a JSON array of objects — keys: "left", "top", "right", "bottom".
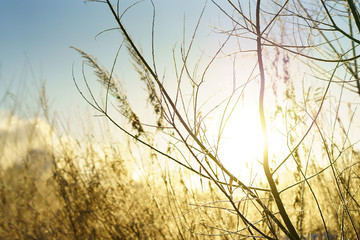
[
  {"left": 0, "top": 107, "right": 260, "bottom": 239},
  {"left": 1, "top": 83, "right": 359, "bottom": 239},
  {"left": 2, "top": 105, "right": 359, "bottom": 239}
]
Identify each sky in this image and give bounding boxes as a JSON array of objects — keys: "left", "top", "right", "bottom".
[
  {"left": 0, "top": 0, "right": 256, "bottom": 140},
  {"left": 0, "top": 0, "right": 225, "bottom": 116},
  {"left": 0, "top": 0, "right": 264, "bottom": 176},
  {"left": 3, "top": 0, "right": 360, "bottom": 178},
  {"left": 1, "top": 0, "right": 110, "bottom": 114}
]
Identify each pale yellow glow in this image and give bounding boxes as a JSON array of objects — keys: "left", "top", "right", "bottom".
[{"left": 217, "top": 104, "right": 287, "bottom": 181}]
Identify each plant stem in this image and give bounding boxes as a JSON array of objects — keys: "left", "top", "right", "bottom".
[{"left": 256, "top": 0, "right": 299, "bottom": 239}]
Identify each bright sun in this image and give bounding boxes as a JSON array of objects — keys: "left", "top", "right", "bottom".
[{"left": 216, "top": 104, "right": 287, "bottom": 180}]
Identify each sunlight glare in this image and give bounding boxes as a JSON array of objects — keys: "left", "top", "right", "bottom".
[
  {"left": 216, "top": 104, "right": 288, "bottom": 181},
  {"left": 218, "top": 106, "right": 264, "bottom": 178}
]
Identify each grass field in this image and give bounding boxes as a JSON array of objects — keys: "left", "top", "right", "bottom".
[{"left": 1, "top": 103, "right": 359, "bottom": 239}]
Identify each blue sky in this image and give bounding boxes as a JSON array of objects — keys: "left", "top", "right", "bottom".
[
  {"left": 0, "top": 0, "right": 224, "bottom": 116},
  {"left": 0, "top": 0, "right": 112, "bottom": 114},
  {"left": 0, "top": 0, "right": 262, "bottom": 149},
  {"left": 2, "top": 0, "right": 359, "bottom": 177}
]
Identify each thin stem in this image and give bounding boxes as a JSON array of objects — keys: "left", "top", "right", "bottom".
[{"left": 256, "top": 0, "right": 299, "bottom": 239}]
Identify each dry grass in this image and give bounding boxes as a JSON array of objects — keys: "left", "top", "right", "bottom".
[
  {"left": 0, "top": 113, "right": 256, "bottom": 239},
  {"left": 0, "top": 109, "right": 359, "bottom": 239}
]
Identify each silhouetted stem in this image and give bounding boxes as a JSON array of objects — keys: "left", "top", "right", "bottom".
[{"left": 256, "top": 0, "right": 299, "bottom": 239}]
